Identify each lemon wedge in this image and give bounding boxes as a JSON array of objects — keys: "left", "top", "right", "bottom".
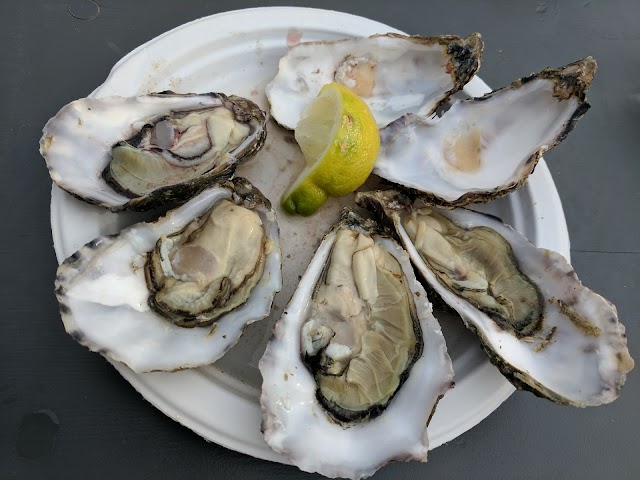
[{"left": 281, "top": 82, "right": 380, "bottom": 216}]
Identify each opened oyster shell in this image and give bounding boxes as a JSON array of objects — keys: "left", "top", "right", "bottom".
[
  {"left": 259, "top": 211, "right": 453, "bottom": 479},
  {"left": 55, "top": 178, "right": 282, "bottom": 372},
  {"left": 374, "top": 57, "right": 596, "bottom": 207},
  {"left": 266, "top": 33, "right": 483, "bottom": 129},
  {"left": 41, "top": 92, "right": 267, "bottom": 211},
  {"left": 358, "top": 190, "right": 634, "bottom": 406}
]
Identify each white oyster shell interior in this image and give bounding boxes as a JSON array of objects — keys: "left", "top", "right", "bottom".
[
  {"left": 55, "top": 183, "right": 282, "bottom": 372},
  {"left": 375, "top": 58, "right": 595, "bottom": 205},
  {"left": 390, "top": 202, "right": 634, "bottom": 406},
  {"left": 259, "top": 221, "right": 453, "bottom": 479},
  {"left": 266, "top": 33, "right": 480, "bottom": 129},
  {"left": 40, "top": 93, "right": 264, "bottom": 210}
]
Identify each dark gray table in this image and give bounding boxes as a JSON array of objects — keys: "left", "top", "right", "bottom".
[{"left": 2, "top": 1, "right": 638, "bottom": 478}]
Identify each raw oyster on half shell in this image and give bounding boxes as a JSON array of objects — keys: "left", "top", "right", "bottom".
[
  {"left": 55, "top": 178, "right": 282, "bottom": 372},
  {"left": 259, "top": 210, "right": 453, "bottom": 479},
  {"left": 41, "top": 92, "right": 267, "bottom": 211},
  {"left": 357, "top": 189, "right": 634, "bottom": 406},
  {"left": 266, "top": 33, "right": 483, "bottom": 129},
  {"left": 374, "top": 57, "right": 596, "bottom": 207}
]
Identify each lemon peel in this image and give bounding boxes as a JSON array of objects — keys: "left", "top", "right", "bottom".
[{"left": 282, "top": 82, "right": 380, "bottom": 216}]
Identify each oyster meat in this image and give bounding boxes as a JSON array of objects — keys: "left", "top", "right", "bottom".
[
  {"left": 41, "top": 92, "right": 267, "bottom": 211},
  {"left": 358, "top": 190, "right": 634, "bottom": 406},
  {"left": 375, "top": 57, "right": 596, "bottom": 207},
  {"left": 55, "top": 178, "right": 282, "bottom": 372},
  {"left": 266, "top": 33, "right": 483, "bottom": 129},
  {"left": 259, "top": 211, "right": 453, "bottom": 479}
]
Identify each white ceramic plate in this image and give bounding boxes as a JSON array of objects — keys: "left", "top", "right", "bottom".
[{"left": 50, "top": 7, "right": 570, "bottom": 464}]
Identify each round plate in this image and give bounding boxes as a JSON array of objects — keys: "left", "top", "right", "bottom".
[{"left": 50, "top": 7, "right": 570, "bottom": 464}]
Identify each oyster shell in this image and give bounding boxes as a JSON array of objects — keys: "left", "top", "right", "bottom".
[
  {"left": 41, "top": 92, "right": 267, "bottom": 211},
  {"left": 374, "top": 57, "right": 596, "bottom": 207},
  {"left": 357, "top": 190, "right": 634, "bottom": 406},
  {"left": 55, "top": 178, "right": 282, "bottom": 372},
  {"left": 266, "top": 33, "right": 483, "bottom": 129},
  {"left": 259, "top": 211, "right": 453, "bottom": 479}
]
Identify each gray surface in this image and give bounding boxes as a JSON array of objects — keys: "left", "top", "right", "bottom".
[{"left": 1, "top": 0, "right": 638, "bottom": 478}]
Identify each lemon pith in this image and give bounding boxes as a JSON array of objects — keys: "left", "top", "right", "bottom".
[{"left": 282, "top": 82, "right": 380, "bottom": 216}]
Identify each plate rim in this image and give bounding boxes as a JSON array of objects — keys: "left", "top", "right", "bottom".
[{"left": 49, "top": 5, "right": 570, "bottom": 465}]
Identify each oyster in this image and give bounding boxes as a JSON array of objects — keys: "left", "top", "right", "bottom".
[
  {"left": 357, "top": 190, "right": 634, "bottom": 406},
  {"left": 259, "top": 211, "right": 453, "bottom": 479},
  {"left": 55, "top": 178, "right": 282, "bottom": 372},
  {"left": 41, "top": 92, "right": 267, "bottom": 211},
  {"left": 266, "top": 33, "right": 483, "bottom": 129},
  {"left": 374, "top": 57, "right": 596, "bottom": 207}
]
